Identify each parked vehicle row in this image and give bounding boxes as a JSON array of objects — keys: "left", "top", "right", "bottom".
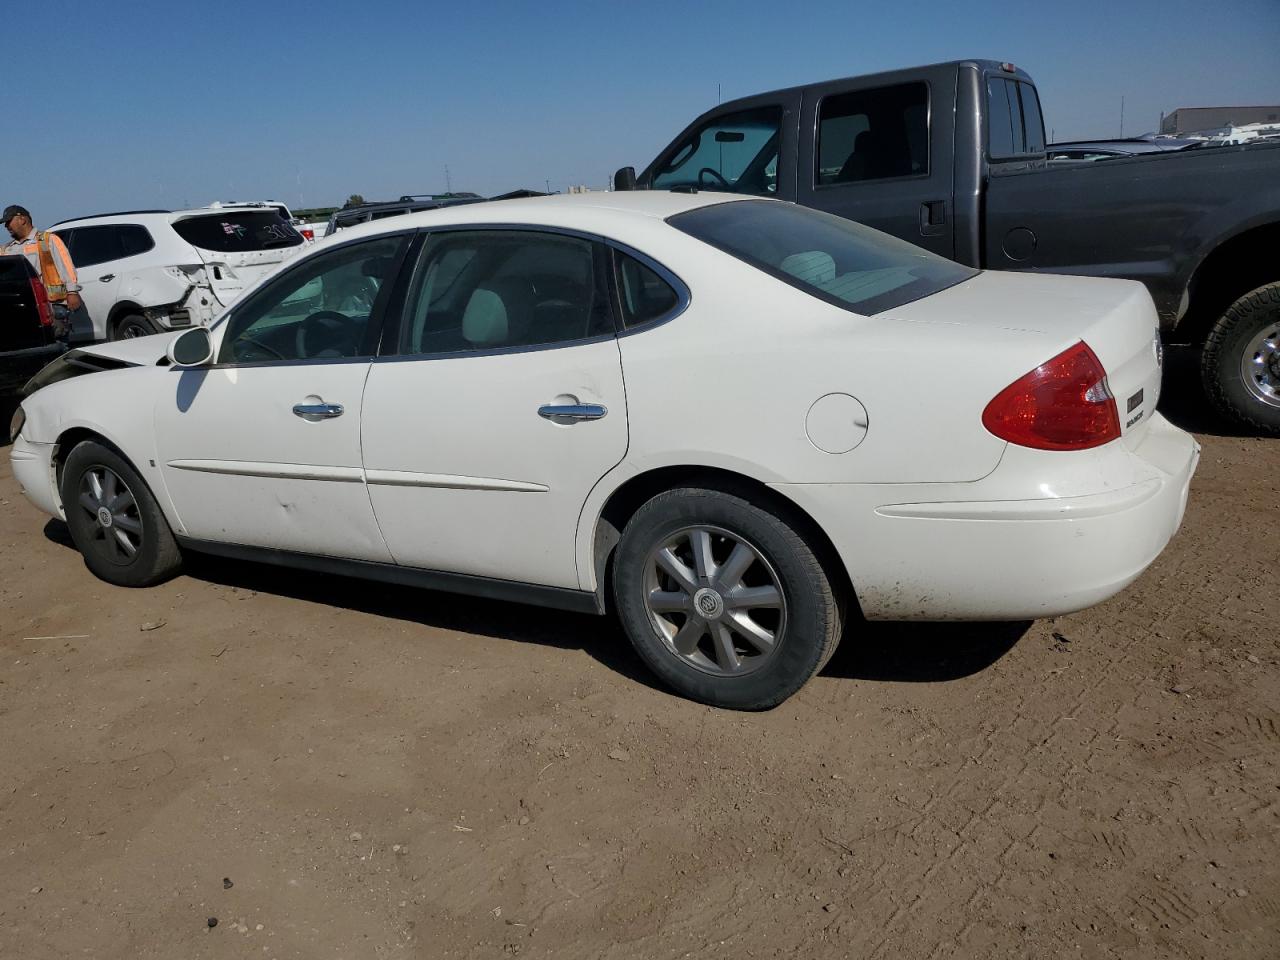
[
  {"left": 615, "top": 58, "right": 1280, "bottom": 432},
  {"left": 10, "top": 193, "right": 1198, "bottom": 709}
]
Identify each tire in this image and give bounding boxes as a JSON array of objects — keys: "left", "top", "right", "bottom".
[
  {"left": 60, "top": 440, "right": 183, "bottom": 587},
  {"left": 112, "top": 313, "right": 156, "bottom": 340},
  {"left": 612, "top": 486, "right": 843, "bottom": 710},
  {"left": 1201, "top": 281, "right": 1280, "bottom": 434}
]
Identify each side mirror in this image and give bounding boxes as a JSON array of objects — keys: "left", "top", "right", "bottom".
[
  {"left": 613, "top": 166, "right": 637, "bottom": 191},
  {"left": 166, "top": 326, "right": 214, "bottom": 367}
]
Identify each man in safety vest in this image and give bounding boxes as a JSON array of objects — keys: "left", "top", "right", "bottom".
[{"left": 2, "top": 204, "right": 87, "bottom": 343}]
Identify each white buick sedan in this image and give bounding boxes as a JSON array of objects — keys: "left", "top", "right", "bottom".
[{"left": 10, "top": 192, "right": 1198, "bottom": 709}]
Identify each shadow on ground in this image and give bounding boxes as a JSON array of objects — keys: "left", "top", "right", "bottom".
[
  {"left": 1158, "top": 343, "right": 1259, "bottom": 437},
  {"left": 43, "top": 519, "right": 1027, "bottom": 694}
]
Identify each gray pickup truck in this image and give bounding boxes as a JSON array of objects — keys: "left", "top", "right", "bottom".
[{"left": 615, "top": 59, "right": 1280, "bottom": 432}]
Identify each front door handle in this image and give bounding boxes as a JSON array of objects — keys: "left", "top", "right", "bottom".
[
  {"left": 538, "top": 403, "right": 607, "bottom": 422},
  {"left": 100, "top": 274, "right": 115, "bottom": 282},
  {"left": 293, "top": 402, "right": 345, "bottom": 420}
]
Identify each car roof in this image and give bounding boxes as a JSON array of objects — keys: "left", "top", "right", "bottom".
[
  {"left": 52, "top": 205, "right": 292, "bottom": 228},
  {"left": 324, "top": 190, "right": 753, "bottom": 244}
]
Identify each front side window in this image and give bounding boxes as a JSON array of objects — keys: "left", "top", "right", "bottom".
[
  {"left": 650, "top": 106, "right": 781, "bottom": 195},
  {"left": 401, "top": 230, "right": 613, "bottom": 355},
  {"left": 816, "top": 82, "right": 929, "bottom": 185},
  {"left": 173, "top": 211, "right": 303, "bottom": 253},
  {"left": 669, "top": 200, "right": 976, "bottom": 315},
  {"left": 218, "top": 235, "right": 406, "bottom": 363}
]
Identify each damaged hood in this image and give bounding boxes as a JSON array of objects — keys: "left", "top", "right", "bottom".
[{"left": 22, "top": 331, "right": 177, "bottom": 396}]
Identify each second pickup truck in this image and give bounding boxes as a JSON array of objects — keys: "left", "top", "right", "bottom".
[{"left": 616, "top": 59, "right": 1280, "bottom": 432}]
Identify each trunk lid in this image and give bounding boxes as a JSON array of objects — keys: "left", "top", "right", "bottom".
[
  {"left": 170, "top": 210, "right": 305, "bottom": 307},
  {"left": 0, "top": 255, "right": 55, "bottom": 352},
  {"left": 889, "top": 270, "right": 1163, "bottom": 444}
]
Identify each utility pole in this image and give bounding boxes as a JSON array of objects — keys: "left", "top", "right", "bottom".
[
  {"left": 545, "top": 179, "right": 552, "bottom": 194},
  {"left": 444, "top": 165, "right": 452, "bottom": 194},
  {"left": 1120, "top": 96, "right": 1125, "bottom": 137}
]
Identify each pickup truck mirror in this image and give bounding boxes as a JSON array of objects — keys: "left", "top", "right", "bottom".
[
  {"left": 166, "top": 327, "right": 214, "bottom": 367},
  {"left": 613, "top": 166, "right": 637, "bottom": 191}
]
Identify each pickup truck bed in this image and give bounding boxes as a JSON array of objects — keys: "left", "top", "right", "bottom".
[{"left": 1, "top": 255, "right": 62, "bottom": 396}]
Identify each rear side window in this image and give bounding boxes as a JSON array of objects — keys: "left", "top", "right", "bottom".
[
  {"left": 613, "top": 251, "right": 680, "bottom": 328},
  {"left": 401, "top": 230, "right": 613, "bottom": 355},
  {"left": 987, "top": 78, "right": 1045, "bottom": 159},
  {"left": 669, "top": 200, "right": 976, "bottom": 315},
  {"left": 650, "top": 106, "right": 781, "bottom": 195},
  {"left": 117, "top": 224, "right": 155, "bottom": 258},
  {"left": 172, "top": 211, "right": 302, "bottom": 253},
  {"left": 817, "top": 82, "right": 929, "bottom": 184}
]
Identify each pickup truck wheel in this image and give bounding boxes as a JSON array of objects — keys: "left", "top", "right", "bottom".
[
  {"left": 113, "top": 313, "right": 156, "bottom": 340},
  {"left": 612, "top": 487, "right": 843, "bottom": 710},
  {"left": 1202, "top": 282, "right": 1280, "bottom": 434},
  {"left": 60, "top": 440, "right": 183, "bottom": 587}
]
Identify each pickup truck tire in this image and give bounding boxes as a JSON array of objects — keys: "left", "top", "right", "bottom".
[
  {"left": 60, "top": 440, "right": 183, "bottom": 587},
  {"left": 612, "top": 486, "right": 843, "bottom": 710},
  {"left": 1201, "top": 282, "right": 1280, "bottom": 434},
  {"left": 113, "top": 313, "right": 156, "bottom": 340}
]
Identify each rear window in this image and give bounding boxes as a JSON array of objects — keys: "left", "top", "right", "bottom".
[
  {"left": 171, "top": 211, "right": 303, "bottom": 253},
  {"left": 668, "top": 200, "right": 976, "bottom": 315},
  {"left": 987, "top": 78, "right": 1046, "bottom": 159}
]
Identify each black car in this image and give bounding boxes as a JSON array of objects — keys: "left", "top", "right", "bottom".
[{"left": 0, "top": 255, "right": 62, "bottom": 397}]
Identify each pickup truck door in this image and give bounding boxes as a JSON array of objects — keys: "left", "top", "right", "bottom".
[{"left": 794, "top": 64, "right": 957, "bottom": 259}]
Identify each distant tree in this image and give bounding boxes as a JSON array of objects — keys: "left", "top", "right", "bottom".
[{"left": 346, "top": 194, "right": 365, "bottom": 207}]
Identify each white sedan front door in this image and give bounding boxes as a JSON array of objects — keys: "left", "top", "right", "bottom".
[
  {"left": 153, "top": 234, "right": 410, "bottom": 561},
  {"left": 360, "top": 229, "right": 628, "bottom": 590}
]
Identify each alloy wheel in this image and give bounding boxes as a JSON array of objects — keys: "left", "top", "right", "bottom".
[
  {"left": 642, "top": 525, "right": 787, "bottom": 677},
  {"left": 77, "top": 466, "right": 144, "bottom": 564}
]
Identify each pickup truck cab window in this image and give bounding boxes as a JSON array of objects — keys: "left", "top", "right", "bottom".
[
  {"left": 650, "top": 106, "right": 781, "bottom": 195},
  {"left": 987, "top": 77, "right": 1046, "bottom": 159},
  {"left": 816, "top": 82, "right": 929, "bottom": 185}
]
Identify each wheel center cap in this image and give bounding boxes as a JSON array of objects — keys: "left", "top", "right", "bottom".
[
  {"left": 693, "top": 587, "right": 724, "bottom": 620},
  {"left": 97, "top": 507, "right": 113, "bottom": 528}
]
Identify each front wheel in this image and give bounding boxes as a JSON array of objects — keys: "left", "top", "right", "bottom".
[
  {"left": 60, "top": 440, "right": 183, "bottom": 587},
  {"left": 1201, "top": 281, "right": 1280, "bottom": 434},
  {"left": 612, "top": 487, "right": 843, "bottom": 710}
]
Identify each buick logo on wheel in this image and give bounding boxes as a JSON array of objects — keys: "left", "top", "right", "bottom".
[{"left": 693, "top": 588, "right": 724, "bottom": 619}]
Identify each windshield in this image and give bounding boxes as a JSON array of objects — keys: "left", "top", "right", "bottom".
[
  {"left": 668, "top": 200, "right": 977, "bottom": 314},
  {"left": 172, "top": 211, "right": 303, "bottom": 253}
]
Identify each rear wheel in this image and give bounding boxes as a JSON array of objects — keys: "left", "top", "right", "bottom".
[
  {"left": 1201, "top": 281, "right": 1280, "bottom": 434},
  {"left": 113, "top": 313, "right": 156, "bottom": 340},
  {"left": 60, "top": 440, "right": 182, "bottom": 586},
  {"left": 613, "top": 486, "right": 843, "bottom": 710}
]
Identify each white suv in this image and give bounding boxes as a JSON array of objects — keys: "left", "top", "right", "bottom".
[{"left": 51, "top": 205, "right": 307, "bottom": 341}]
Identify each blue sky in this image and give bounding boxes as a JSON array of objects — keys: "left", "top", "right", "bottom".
[{"left": 8, "top": 0, "right": 1279, "bottom": 223}]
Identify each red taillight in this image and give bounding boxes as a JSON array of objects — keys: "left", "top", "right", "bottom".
[
  {"left": 300, "top": 228, "right": 315, "bottom": 242},
  {"left": 982, "top": 341, "right": 1121, "bottom": 450},
  {"left": 29, "top": 277, "right": 53, "bottom": 327}
]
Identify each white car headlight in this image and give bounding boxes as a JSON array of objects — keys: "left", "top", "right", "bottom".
[{"left": 9, "top": 404, "right": 25, "bottom": 441}]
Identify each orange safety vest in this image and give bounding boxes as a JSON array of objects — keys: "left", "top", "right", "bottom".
[{"left": 36, "top": 231, "right": 68, "bottom": 301}]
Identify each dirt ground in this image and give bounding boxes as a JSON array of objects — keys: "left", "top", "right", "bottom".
[{"left": 1, "top": 352, "right": 1277, "bottom": 960}]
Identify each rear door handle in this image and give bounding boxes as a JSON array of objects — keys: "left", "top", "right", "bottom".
[
  {"left": 100, "top": 274, "right": 115, "bottom": 282},
  {"left": 919, "top": 200, "right": 947, "bottom": 237},
  {"left": 293, "top": 402, "right": 344, "bottom": 420},
  {"left": 538, "top": 403, "right": 607, "bottom": 422}
]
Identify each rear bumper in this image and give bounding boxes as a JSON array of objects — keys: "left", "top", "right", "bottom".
[
  {"left": 774, "top": 414, "right": 1200, "bottom": 621},
  {"left": 0, "top": 343, "right": 63, "bottom": 396}
]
